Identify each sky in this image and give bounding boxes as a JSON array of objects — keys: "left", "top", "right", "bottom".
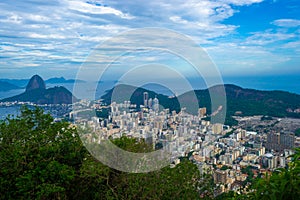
[{"left": 0, "top": 0, "right": 299, "bottom": 80}]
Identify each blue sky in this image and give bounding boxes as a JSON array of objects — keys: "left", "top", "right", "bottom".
[{"left": 0, "top": 0, "right": 299, "bottom": 80}]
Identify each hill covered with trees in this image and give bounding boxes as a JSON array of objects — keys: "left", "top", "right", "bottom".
[
  {"left": 101, "top": 84, "right": 300, "bottom": 126},
  {"left": 1, "top": 75, "right": 76, "bottom": 104},
  {"left": 0, "top": 107, "right": 205, "bottom": 199}
]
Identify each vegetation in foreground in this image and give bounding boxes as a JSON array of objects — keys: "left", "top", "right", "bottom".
[
  {"left": 0, "top": 107, "right": 203, "bottom": 199},
  {"left": 0, "top": 107, "right": 299, "bottom": 199}
]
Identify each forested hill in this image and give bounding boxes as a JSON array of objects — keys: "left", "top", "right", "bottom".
[
  {"left": 182, "top": 84, "right": 300, "bottom": 118},
  {"left": 1, "top": 75, "right": 76, "bottom": 104},
  {"left": 101, "top": 84, "right": 300, "bottom": 121}
]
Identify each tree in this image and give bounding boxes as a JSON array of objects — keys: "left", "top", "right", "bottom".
[
  {"left": 0, "top": 106, "right": 87, "bottom": 199},
  {"left": 295, "top": 128, "right": 300, "bottom": 137},
  {"left": 108, "top": 158, "right": 202, "bottom": 200},
  {"left": 0, "top": 107, "right": 207, "bottom": 199},
  {"left": 103, "top": 137, "right": 203, "bottom": 199}
]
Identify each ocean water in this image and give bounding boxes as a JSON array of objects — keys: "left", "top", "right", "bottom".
[
  {"left": 0, "top": 106, "right": 21, "bottom": 120},
  {"left": 0, "top": 89, "right": 24, "bottom": 100},
  {"left": 222, "top": 75, "right": 300, "bottom": 95}
]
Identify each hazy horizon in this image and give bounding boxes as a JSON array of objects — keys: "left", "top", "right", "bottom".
[{"left": 0, "top": 74, "right": 299, "bottom": 101}]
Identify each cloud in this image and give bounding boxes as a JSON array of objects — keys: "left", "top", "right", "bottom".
[
  {"left": 27, "top": 33, "right": 67, "bottom": 39},
  {"left": 245, "top": 30, "right": 296, "bottom": 45},
  {"left": 0, "top": 0, "right": 299, "bottom": 79},
  {"left": 66, "top": 0, "right": 135, "bottom": 19},
  {"left": 272, "top": 19, "right": 300, "bottom": 27},
  {"left": 220, "top": 0, "right": 263, "bottom": 6},
  {"left": 206, "top": 42, "right": 290, "bottom": 75}
]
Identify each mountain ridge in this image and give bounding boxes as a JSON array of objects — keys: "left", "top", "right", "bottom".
[
  {"left": 0, "top": 77, "right": 85, "bottom": 87},
  {"left": 100, "top": 84, "right": 300, "bottom": 125},
  {"left": 26, "top": 75, "right": 46, "bottom": 92},
  {"left": 1, "top": 75, "right": 77, "bottom": 104},
  {"left": 0, "top": 81, "right": 21, "bottom": 92},
  {"left": 45, "top": 77, "right": 85, "bottom": 84}
]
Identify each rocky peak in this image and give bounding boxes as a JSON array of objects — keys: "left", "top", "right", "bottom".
[{"left": 26, "top": 75, "right": 46, "bottom": 92}]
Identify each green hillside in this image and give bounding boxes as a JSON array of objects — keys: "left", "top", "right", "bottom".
[
  {"left": 1, "top": 75, "right": 76, "bottom": 104},
  {"left": 101, "top": 84, "right": 300, "bottom": 125},
  {"left": 1, "top": 86, "right": 75, "bottom": 104}
]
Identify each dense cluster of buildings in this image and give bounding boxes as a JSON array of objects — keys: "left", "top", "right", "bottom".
[
  {"left": 7, "top": 91, "right": 297, "bottom": 196},
  {"left": 73, "top": 93, "right": 299, "bottom": 195}
]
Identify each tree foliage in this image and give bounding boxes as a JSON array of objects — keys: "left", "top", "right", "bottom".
[
  {"left": 295, "top": 128, "right": 300, "bottom": 137},
  {"left": 0, "top": 107, "right": 204, "bottom": 199},
  {"left": 0, "top": 106, "right": 86, "bottom": 199}
]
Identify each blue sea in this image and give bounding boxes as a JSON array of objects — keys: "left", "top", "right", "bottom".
[
  {"left": 0, "top": 106, "right": 21, "bottom": 120},
  {"left": 222, "top": 75, "right": 300, "bottom": 95}
]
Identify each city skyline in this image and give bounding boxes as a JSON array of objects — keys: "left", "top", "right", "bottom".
[{"left": 0, "top": 0, "right": 299, "bottom": 80}]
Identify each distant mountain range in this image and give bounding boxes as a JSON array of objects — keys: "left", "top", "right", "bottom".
[
  {"left": 45, "top": 77, "right": 85, "bottom": 84},
  {"left": 0, "top": 79, "right": 28, "bottom": 90},
  {"left": 1, "top": 75, "right": 77, "bottom": 104},
  {"left": 1, "top": 75, "right": 300, "bottom": 125},
  {"left": 0, "top": 81, "right": 21, "bottom": 92},
  {"left": 0, "top": 77, "right": 85, "bottom": 91},
  {"left": 101, "top": 84, "right": 300, "bottom": 125}
]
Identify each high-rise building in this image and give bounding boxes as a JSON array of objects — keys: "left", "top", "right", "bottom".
[
  {"left": 220, "top": 153, "right": 233, "bottom": 165},
  {"left": 214, "top": 170, "right": 227, "bottom": 184},
  {"left": 266, "top": 132, "right": 295, "bottom": 152},
  {"left": 280, "top": 132, "right": 295, "bottom": 150},
  {"left": 266, "top": 133, "right": 280, "bottom": 151},
  {"left": 198, "top": 107, "right": 207, "bottom": 118},
  {"left": 279, "top": 156, "right": 286, "bottom": 168},
  {"left": 212, "top": 123, "right": 223, "bottom": 134},
  {"left": 148, "top": 98, "right": 153, "bottom": 109},
  {"left": 153, "top": 97, "right": 159, "bottom": 112},
  {"left": 143, "top": 92, "right": 149, "bottom": 107}
]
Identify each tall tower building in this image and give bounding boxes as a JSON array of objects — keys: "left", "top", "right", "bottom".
[
  {"left": 213, "top": 170, "right": 227, "bottom": 184},
  {"left": 148, "top": 98, "right": 153, "bottom": 109},
  {"left": 266, "top": 132, "right": 295, "bottom": 152},
  {"left": 143, "top": 92, "right": 149, "bottom": 107},
  {"left": 153, "top": 97, "right": 159, "bottom": 112},
  {"left": 212, "top": 123, "right": 223, "bottom": 134},
  {"left": 280, "top": 132, "right": 295, "bottom": 151},
  {"left": 266, "top": 133, "right": 280, "bottom": 151},
  {"left": 198, "top": 107, "right": 207, "bottom": 118}
]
